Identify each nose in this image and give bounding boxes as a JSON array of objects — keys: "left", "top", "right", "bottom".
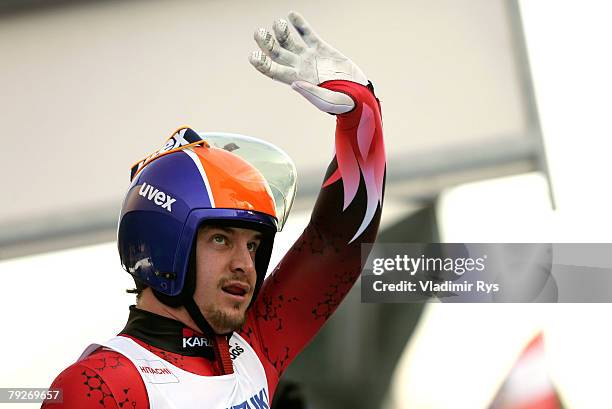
[{"left": 229, "top": 244, "right": 257, "bottom": 279}]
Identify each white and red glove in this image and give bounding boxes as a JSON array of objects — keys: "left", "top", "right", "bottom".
[{"left": 249, "top": 11, "right": 368, "bottom": 115}]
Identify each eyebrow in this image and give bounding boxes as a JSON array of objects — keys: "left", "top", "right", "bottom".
[{"left": 205, "top": 226, "right": 263, "bottom": 241}]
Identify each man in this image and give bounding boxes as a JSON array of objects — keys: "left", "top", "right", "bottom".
[{"left": 43, "top": 11, "right": 385, "bottom": 409}]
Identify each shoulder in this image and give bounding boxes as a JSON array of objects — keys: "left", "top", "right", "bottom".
[
  {"left": 238, "top": 313, "right": 281, "bottom": 396},
  {"left": 43, "top": 347, "right": 149, "bottom": 409}
]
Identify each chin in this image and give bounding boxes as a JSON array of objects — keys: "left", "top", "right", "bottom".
[{"left": 206, "top": 305, "right": 248, "bottom": 333}]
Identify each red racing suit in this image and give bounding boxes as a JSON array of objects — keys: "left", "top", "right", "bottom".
[{"left": 42, "top": 80, "right": 385, "bottom": 408}]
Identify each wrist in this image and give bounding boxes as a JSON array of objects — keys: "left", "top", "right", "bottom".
[{"left": 319, "top": 80, "right": 381, "bottom": 120}]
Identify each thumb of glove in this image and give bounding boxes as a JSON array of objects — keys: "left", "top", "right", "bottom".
[{"left": 291, "top": 81, "right": 355, "bottom": 115}]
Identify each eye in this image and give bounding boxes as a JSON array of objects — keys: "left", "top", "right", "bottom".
[
  {"left": 247, "top": 241, "right": 260, "bottom": 252},
  {"left": 211, "top": 234, "right": 227, "bottom": 245}
]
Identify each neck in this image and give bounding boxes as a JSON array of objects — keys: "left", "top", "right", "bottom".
[{"left": 137, "top": 288, "right": 205, "bottom": 334}]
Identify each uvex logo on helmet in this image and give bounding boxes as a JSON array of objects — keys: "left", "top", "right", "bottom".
[{"left": 138, "top": 183, "right": 176, "bottom": 212}]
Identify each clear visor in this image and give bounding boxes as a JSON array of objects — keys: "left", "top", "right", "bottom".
[{"left": 198, "top": 132, "right": 297, "bottom": 231}]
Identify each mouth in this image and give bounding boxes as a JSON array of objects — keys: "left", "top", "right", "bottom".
[{"left": 220, "top": 281, "right": 251, "bottom": 301}]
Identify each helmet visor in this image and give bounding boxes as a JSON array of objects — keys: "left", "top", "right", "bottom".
[{"left": 198, "top": 132, "right": 297, "bottom": 231}]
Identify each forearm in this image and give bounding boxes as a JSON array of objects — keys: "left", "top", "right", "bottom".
[
  {"left": 251, "top": 79, "right": 385, "bottom": 375},
  {"left": 313, "top": 80, "right": 384, "bottom": 244}
]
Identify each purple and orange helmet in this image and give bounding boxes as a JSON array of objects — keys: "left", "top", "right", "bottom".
[{"left": 118, "top": 127, "right": 297, "bottom": 302}]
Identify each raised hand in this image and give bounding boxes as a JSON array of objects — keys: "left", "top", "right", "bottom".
[{"left": 249, "top": 11, "right": 368, "bottom": 114}]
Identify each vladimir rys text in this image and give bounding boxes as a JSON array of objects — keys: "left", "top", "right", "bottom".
[{"left": 372, "top": 280, "right": 499, "bottom": 294}]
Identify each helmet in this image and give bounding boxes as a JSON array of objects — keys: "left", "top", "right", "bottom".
[{"left": 118, "top": 127, "right": 297, "bottom": 332}]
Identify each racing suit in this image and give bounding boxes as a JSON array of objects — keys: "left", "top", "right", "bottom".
[{"left": 42, "top": 80, "right": 385, "bottom": 408}]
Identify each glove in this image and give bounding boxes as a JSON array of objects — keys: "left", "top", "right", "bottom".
[{"left": 249, "top": 11, "right": 368, "bottom": 115}]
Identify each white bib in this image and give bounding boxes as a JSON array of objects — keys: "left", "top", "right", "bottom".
[{"left": 79, "top": 334, "right": 269, "bottom": 409}]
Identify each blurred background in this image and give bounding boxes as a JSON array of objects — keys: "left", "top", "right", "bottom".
[{"left": 1, "top": 0, "right": 611, "bottom": 408}]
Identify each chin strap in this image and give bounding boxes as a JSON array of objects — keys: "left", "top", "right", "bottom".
[
  {"left": 213, "top": 335, "right": 234, "bottom": 375},
  {"left": 184, "top": 298, "right": 234, "bottom": 375}
]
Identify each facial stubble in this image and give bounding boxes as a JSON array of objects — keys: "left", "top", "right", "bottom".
[{"left": 204, "top": 301, "right": 247, "bottom": 333}]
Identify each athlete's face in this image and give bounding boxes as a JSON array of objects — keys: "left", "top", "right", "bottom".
[{"left": 194, "top": 225, "right": 261, "bottom": 334}]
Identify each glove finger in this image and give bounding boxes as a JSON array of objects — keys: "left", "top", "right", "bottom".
[
  {"left": 291, "top": 80, "right": 355, "bottom": 114},
  {"left": 273, "top": 18, "right": 306, "bottom": 55},
  {"left": 254, "top": 28, "right": 298, "bottom": 67},
  {"left": 249, "top": 51, "right": 298, "bottom": 85},
  {"left": 288, "top": 11, "right": 323, "bottom": 49}
]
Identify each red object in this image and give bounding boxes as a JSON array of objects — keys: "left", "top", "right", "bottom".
[{"left": 489, "top": 333, "right": 562, "bottom": 409}]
